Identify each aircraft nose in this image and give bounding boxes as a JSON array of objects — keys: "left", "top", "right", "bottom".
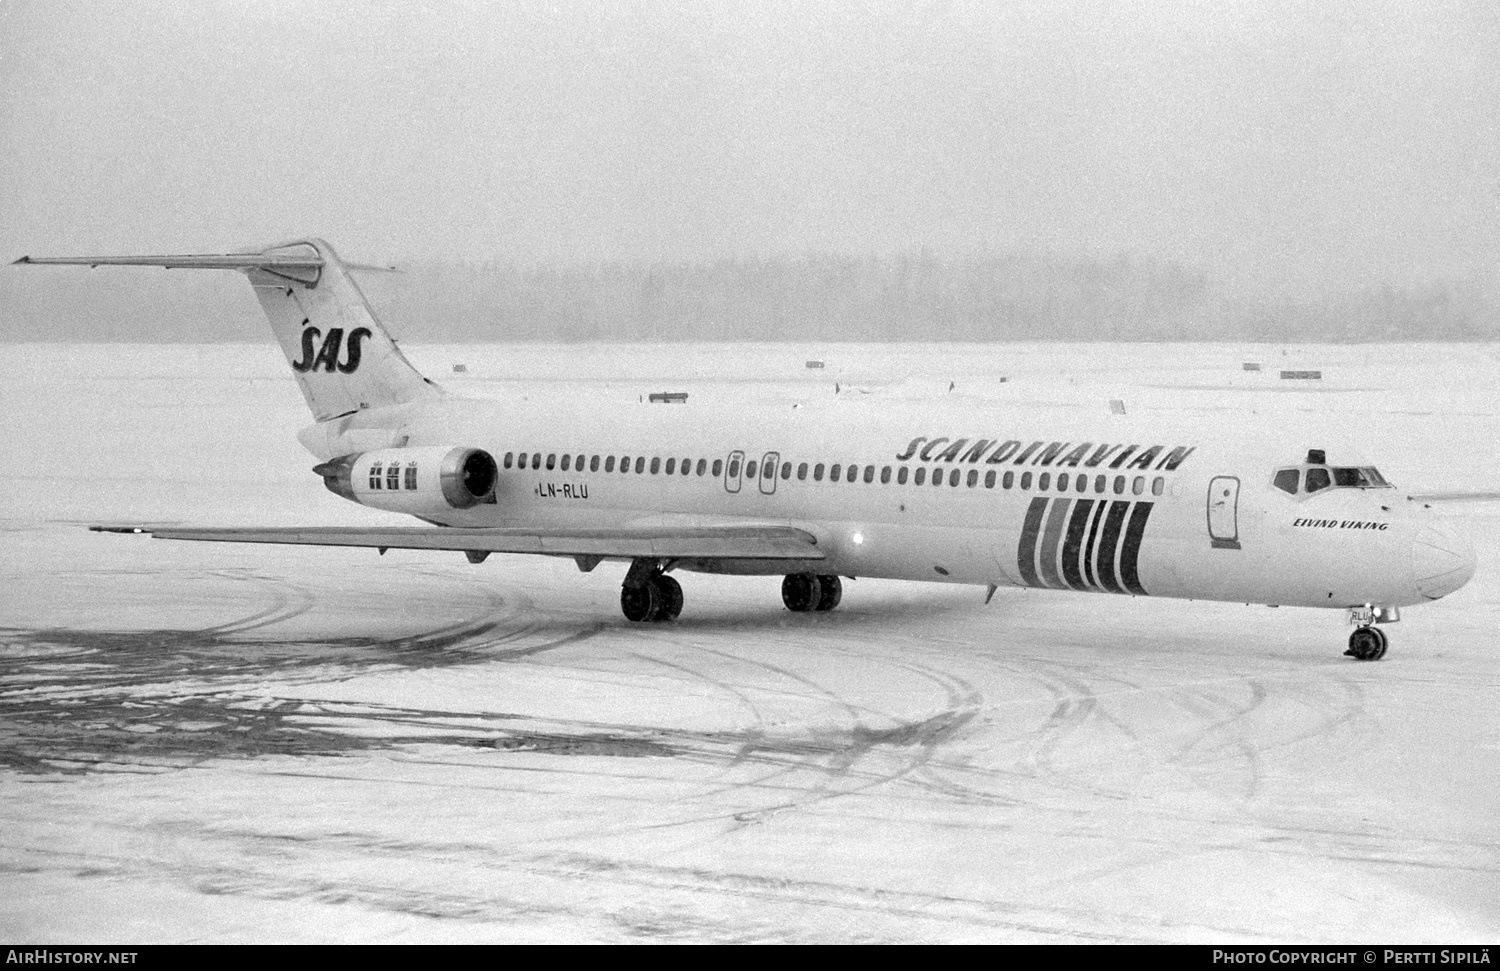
[{"left": 1412, "top": 521, "right": 1477, "bottom": 600}]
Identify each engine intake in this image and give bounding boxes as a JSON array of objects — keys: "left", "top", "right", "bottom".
[{"left": 315, "top": 446, "right": 497, "bottom": 513}]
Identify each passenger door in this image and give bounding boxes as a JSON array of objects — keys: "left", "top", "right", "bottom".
[{"left": 1208, "top": 476, "right": 1241, "bottom": 549}]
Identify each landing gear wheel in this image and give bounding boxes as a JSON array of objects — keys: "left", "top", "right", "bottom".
[
  {"left": 1345, "top": 625, "right": 1389, "bottom": 661},
  {"left": 781, "top": 573, "right": 822, "bottom": 612},
  {"left": 814, "top": 574, "right": 842, "bottom": 612},
  {"left": 652, "top": 574, "right": 683, "bottom": 621},
  {"left": 621, "top": 582, "right": 661, "bottom": 623}
]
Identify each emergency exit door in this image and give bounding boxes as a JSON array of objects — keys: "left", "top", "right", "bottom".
[{"left": 1207, "top": 476, "right": 1241, "bottom": 549}]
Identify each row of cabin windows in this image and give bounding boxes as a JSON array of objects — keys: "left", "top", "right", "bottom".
[
  {"left": 505, "top": 451, "right": 721, "bottom": 477},
  {"left": 368, "top": 461, "right": 418, "bottom": 491},
  {"left": 501, "top": 450, "right": 1166, "bottom": 497}
]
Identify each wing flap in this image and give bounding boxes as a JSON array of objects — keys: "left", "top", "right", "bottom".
[{"left": 91, "top": 524, "right": 826, "bottom": 561}]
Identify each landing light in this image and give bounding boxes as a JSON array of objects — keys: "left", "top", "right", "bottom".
[{"left": 851, "top": 532, "right": 865, "bottom": 546}]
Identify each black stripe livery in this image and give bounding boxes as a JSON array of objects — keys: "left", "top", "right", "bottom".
[
  {"left": 1017, "top": 497, "right": 1154, "bottom": 596},
  {"left": 1119, "top": 502, "right": 1154, "bottom": 595},
  {"left": 1095, "top": 501, "right": 1131, "bottom": 594},
  {"left": 1017, "top": 497, "right": 1048, "bottom": 588},
  {"left": 1060, "top": 499, "right": 1094, "bottom": 592}
]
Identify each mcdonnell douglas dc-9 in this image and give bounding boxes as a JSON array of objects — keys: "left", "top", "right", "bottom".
[{"left": 15, "top": 239, "right": 1477, "bottom": 660}]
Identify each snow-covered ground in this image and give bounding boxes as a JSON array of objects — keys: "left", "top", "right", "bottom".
[{"left": 1, "top": 342, "right": 1497, "bottom": 942}]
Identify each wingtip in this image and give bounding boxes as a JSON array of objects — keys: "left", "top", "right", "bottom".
[
  {"left": 90, "top": 525, "right": 149, "bottom": 534},
  {"left": 12, "top": 256, "right": 33, "bottom": 265}
]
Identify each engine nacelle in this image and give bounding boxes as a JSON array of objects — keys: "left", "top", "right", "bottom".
[{"left": 314, "top": 446, "right": 497, "bottom": 514}]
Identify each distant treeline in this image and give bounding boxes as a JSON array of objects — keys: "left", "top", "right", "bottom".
[{"left": 3, "top": 251, "right": 1495, "bottom": 342}]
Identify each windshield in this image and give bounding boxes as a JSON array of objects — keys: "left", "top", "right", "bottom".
[{"left": 1273, "top": 465, "right": 1392, "bottom": 495}]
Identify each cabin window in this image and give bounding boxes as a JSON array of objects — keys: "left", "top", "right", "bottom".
[
  {"left": 863, "top": 465, "right": 875, "bottom": 484},
  {"left": 781, "top": 462, "right": 792, "bottom": 480},
  {"left": 604, "top": 456, "right": 615, "bottom": 472},
  {"left": 849, "top": 465, "right": 860, "bottom": 483},
  {"left": 797, "top": 462, "right": 808, "bottom": 481},
  {"left": 697, "top": 459, "right": 707, "bottom": 476},
  {"left": 1077, "top": 475, "right": 1087, "bottom": 494},
  {"left": 1113, "top": 475, "right": 1126, "bottom": 495},
  {"left": 561, "top": 454, "right": 571, "bottom": 472},
  {"left": 590, "top": 455, "right": 600, "bottom": 472},
  {"left": 880, "top": 466, "right": 891, "bottom": 484},
  {"left": 369, "top": 462, "right": 383, "bottom": 489},
  {"left": 914, "top": 467, "right": 926, "bottom": 485},
  {"left": 647, "top": 457, "right": 658, "bottom": 474},
  {"left": 967, "top": 469, "right": 978, "bottom": 488},
  {"left": 684, "top": 459, "right": 693, "bottom": 476},
  {"left": 728, "top": 459, "right": 741, "bottom": 479},
  {"left": 1095, "top": 474, "right": 1106, "bottom": 493},
  {"left": 948, "top": 469, "right": 960, "bottom": 487},
  {"left": 1038, "top": 473, "right": 1051, "bottom": 491},
  {"left": 897, "top": 466, "right": 909, "bottom": 484},
  {"left": 1003, "top": 471, "right": 1014, "bottom": 489},
  {"left": 1020, "top": 472, "right": 1032, "bottom": 490},
  {"left": 664, "top": 458, "right": 675, "bottom": 475},
  {"left": 633, "top": 457, "right": 643, "bottom": 474},
  {"left": 1305, "top": 468, "right": 1331, "bottom": 492},
  {"left": 712, "top": 459, "right": 723, "bottom": 476},
  {"left": 519, "top": 453, "right": 530, "bottom": 470},
  {"left": 934, "top": 469, "right": 945, "bottom": 487},
  {"left": 546, "top": 454, "right": 556, "bottom": 471},
  {"left": 387, "top": 464, "right": 401, "bottom": 490},
  {"left": 503, "top": 452, "right": 514, "bottom": 469},
  {"left": 1058, "top": 473, "right": 1069, "bottom": 491},
  {"left": 829, "top": 463, "right": 841, "bottom": 481},
  {"left": 576, "top": 454, "right": 585, "bottom": 470},
  {"left": 1132, "top": 476, "right": 1144, "bottom": 495},
  {"left": 985, "top": 470, "right": 996, "bottom": 488},
  {"left": 404, "top": 463, "right": 417, "bottom": 490},
  {"left": 1152, "top": 476, "right": 1164, "bottom": 496},
  {"left": 532, "top": 452, "right": 542, "bottom": 469},
  {"left": 745, "top": 460, "right": 757, "bottom": 479}
]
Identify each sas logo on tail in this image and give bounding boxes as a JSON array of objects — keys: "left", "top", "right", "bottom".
[{"left": 291, "top": 322, "right": 373, "bottom": 374}]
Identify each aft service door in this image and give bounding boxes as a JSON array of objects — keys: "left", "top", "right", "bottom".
[
  {"left": 724, "top": 450, "right": 744, "bottom": 494},
  {"left": 1207, "top": 476, "right": 1241, "bottom": 549}
]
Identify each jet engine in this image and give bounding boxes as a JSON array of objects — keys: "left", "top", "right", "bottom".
[{"left": 314, "top": 446, "right": 497, "bottom": 514}]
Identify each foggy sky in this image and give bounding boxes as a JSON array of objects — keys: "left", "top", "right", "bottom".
[{"left": 2, "top": 0, "right": 1496, "bottom": 296}]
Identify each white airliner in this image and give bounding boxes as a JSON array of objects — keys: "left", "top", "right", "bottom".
[{"left": 15, "top": 239, "right": 1477, "bottom": 660}]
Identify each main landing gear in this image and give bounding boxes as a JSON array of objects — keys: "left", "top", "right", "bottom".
[
  {"left": 1344, "top": 605, "right": 1397, "bottom": 661},
  {"left": 620, "top": 564, "right": 682, "bottom": 623},
  {"left": 780, "top": 573, "right": 842, "bottom": 613},
  {"left": 617, "top": 562, "right": 846, "bottom": 623}
]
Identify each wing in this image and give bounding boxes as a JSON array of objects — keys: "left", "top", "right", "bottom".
[
  {"left": 90, "top": 523, "right": 825, "bottom": 562},
  {"left": 1408, "top": 491, "right": 1500, "bottom": 503}
]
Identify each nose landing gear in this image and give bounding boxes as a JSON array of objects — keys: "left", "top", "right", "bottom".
[
  {"left": 1344, "top": 605, "right": 1397, "bottom": 661},
  {"left": 1345, "top": 625, "right": 1389, "bottom": 661}
]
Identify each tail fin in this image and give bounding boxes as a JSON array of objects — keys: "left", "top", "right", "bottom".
[{"left": 14, "top": 237, "right": 442, "bottom": 421}]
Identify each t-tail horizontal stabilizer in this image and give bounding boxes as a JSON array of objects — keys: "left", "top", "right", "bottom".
[{"left": 14, "top": 238, "right": 439, "bottom": 421}]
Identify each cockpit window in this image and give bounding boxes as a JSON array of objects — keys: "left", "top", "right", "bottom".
[
  {"left": 1332, "top": 466, "right": 1390, "bottom": 488},
  {"left": 1277, "top": 460, "right": 1393, "bottom": 496}
]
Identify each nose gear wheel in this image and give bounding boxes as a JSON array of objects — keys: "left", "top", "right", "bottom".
[{"left": 1345, "top": 625, "right": 1389, "bottom": 661}]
